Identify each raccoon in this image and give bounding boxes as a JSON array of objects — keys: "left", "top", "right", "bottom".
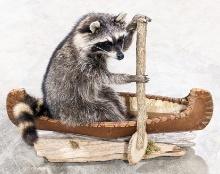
[{"left": 13, "top": 13, "right": 149, "bottom": 145}]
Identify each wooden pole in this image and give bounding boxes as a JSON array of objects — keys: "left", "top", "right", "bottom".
[
  {"left": 127, "top": 15, "right": 151, "bottom": 164},
  {"left": 136, "top": 16, "right": 148, "bottom": 150}
]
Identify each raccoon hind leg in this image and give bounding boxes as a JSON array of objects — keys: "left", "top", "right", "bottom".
[
  {"left": 99, "top": 86, "right": 135, "bottom": 120},
  {"left": 99, "top": 86, "right": 127, "bottom": 116},
  {"left": 94, "top": 100, "right": 126, "bottom": 122}
]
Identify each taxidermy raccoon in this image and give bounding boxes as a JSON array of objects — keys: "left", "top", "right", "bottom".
[{"left": 13, "top": 13, "right": 149, "bottom": 145}]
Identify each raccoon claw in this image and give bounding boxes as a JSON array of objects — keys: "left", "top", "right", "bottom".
[
  {"left": 126, "top": 21, "right": 137, "bottom": 32},
  {"left": 126, "top": 16, "right": 139, "bottom": 31},
  {"left": 143, "top": 75, "right": 150, "bottom": 83},
  {"left": 136, "top": 75, "right": 150, "bottom": 83}
]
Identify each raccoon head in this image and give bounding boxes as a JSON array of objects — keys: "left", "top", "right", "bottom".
[{"left": 73, "top": 13, "right": 127, "bottom": 60}]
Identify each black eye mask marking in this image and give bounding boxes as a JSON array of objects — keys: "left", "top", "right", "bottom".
[
  {"left": 117, "top": 35, "right": 125, "bottom": 47},
  {"left": 91, "top": 35, "right": 125, "bottom": 53},
  {"left": 92, "top": 41, "right": 113, "bottom": 52}
]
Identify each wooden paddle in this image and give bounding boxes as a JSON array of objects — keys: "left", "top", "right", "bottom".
[{"left": 127, "top": 15, "right": 151, "bottom": 164}]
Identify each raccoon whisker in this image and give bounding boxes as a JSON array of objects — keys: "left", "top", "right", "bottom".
[
  {"left": 78, "top": 44, "right": 94, "bottom": 53},
  {"left": 79, "top": 44, "right": 93, "bottom": 50},
  {"left": 78, "top": 44, "right": 103, "bottom": 53}
]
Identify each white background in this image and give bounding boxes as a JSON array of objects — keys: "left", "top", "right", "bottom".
[{"left": 0, "top": 0, "right": 219, "bottom": 173}]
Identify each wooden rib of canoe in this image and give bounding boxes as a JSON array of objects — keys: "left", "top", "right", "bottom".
[{"left": 6, "top": 88, "right": 213, "bottom": 138}]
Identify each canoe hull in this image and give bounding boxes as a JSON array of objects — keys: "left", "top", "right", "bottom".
[{"left": 6, "top": 88, "right": 213, "bottom": 138}]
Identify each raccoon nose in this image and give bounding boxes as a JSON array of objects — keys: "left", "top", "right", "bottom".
[{"left": 117, "top": 52, "right": 124, "bottom": 60}]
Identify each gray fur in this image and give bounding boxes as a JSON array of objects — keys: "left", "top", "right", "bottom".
[{"left": 42, "top": 13, "right": 149, "bottom": 126}]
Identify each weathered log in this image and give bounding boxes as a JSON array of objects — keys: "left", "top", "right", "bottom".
[
  {"left": 34, "top": 137, "right": 186, "bottom": 163},
  {"left": 37, "top": 131, "right": 195, "bottom": 147},
  {"left": 33, "top": 131, "right": 194, "bottom": 162}
]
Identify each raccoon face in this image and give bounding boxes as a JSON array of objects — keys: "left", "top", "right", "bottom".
[
  {"left": 73, "top": 13, "right": 127, "bottom": 60},
  {"left": 90, "top": 33, "right": 125, "bottom": 60}
]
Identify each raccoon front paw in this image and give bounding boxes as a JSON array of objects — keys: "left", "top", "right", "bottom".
[
  {"left": 135, "top": 75, "right": 150, "bottom": 83},
  {"left": 126, "top": 14, "right": 147, "bottom": 31}
]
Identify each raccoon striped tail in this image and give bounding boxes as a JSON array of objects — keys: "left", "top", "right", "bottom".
[{"left": 13, "top": 95, "right": 45, "bottom": 145}]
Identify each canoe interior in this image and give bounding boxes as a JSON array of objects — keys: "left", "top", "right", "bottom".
[{"left": 119, "top": 92, "right": 187, "bottom": 116}]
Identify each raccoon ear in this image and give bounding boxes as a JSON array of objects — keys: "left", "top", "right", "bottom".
[
  {"left": 115, "top": 12, "right": 127, "bottom": 23},
  {"left": 89, "top": 21, "right": 100, "bottom": 33}
]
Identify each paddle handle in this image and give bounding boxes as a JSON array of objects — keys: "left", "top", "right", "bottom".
[{"left": 136, "top": 16, "right": 150, "bottom": 149}]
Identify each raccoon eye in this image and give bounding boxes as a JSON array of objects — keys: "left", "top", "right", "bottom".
[{"left": 95, "top": 41, "right": 112, "bottom": 52}]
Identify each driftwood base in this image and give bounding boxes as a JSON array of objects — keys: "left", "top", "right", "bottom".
[{"left": 33, "top": 132, "right": 194, "bottom": 163}]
